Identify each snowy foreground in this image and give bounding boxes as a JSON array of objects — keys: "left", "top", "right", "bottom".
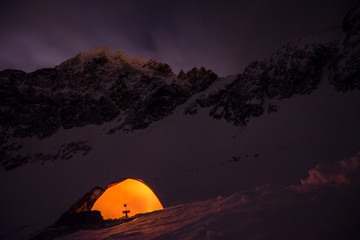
[
  {"left": 0, "top": 78, "right": 360, "bottom": 240},
  {"left": 56, "top": 154, "right": 360, "bottom": 240}
]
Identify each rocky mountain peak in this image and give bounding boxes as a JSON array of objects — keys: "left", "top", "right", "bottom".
[
  {"left": 178, "top": 67, "right": 218, "bottom": 93},
  {"left": 56, "top": 46, "right": 151, "bottom": 72},
  {"left": 0, "top": 47, "right": 223, "bottom": 170},
  {"left": 142, "top": 59, "right": 175, "bottom": 76},
  {"left": 1, "top": 6, "right": 360, "bottom": 172},
  {"left": 185, "top": 6, "right": 360, "bottom": 126},
  {"left": 331, "top": 6, "right": 360, "bottom": 91},
  {"left": 343, "top": 6, "right": 360, "bottom": 45},
  {"left": 78, "top": 45, "right": 112, "bottom": 58}
]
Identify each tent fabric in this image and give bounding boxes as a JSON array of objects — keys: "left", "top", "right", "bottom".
[
  {"left": 105, "top": 178, "right": 144, "bottom": 190},
  {"left": 91, "top": 178, "right": 163, "bottom": 219}
]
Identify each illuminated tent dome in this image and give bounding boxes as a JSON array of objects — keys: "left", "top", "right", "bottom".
[{"left": 91, "top": 178, "right": 164, "bottom": 219}]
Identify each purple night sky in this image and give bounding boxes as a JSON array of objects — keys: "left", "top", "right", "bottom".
[{"left": 0, "top": 0, "right": 357, "bottom": 76}]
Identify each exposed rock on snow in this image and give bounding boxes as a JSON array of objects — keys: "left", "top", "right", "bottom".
[
  {"left": 178, "top": 67, "right": 218, "bottom": 93},
  {"left": 0, "top": 140, "right": 92, "bottom": 171},
  {"left": 331, "top": 6, "right": 360, "bottom": 91},
  {"left": 0, "top": 46, "right": 217, "bottom": 140},
  {"left": 0, "top": 48, "right": 217, "bottom": 170},
  {"left": 30, "top": 211, "right": 129, "bottom": 240},
  {"left": 1, "top": 7, "right": 360, "bottom": 171},
  {"left": 185, "top": 36, "right": 336, "bottom": 126},
  {"left": 185, "top": 6, "right": 360, "bottom": 128}
]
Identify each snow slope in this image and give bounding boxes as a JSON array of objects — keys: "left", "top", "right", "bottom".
[
  {"left": 55, "top": 153, "right": 360, "bottom": 240},
  {"left": 1, "top": 72, "right": 360, "bottom": 239}
]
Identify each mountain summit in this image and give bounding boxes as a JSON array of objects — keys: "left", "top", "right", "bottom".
[
  {"left": 1, "top": 6, "right": 360, "bottom": 171},
  {"left": 57, "top": 46, "right": 172, "bottom": 76},
  {"left": 0, "top": 46, "right": 217, "bottom": 170}
]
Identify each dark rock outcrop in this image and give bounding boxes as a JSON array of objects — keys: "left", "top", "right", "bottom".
[
  {"left": 185, "top": 38, "right": 334, "bottom": 126},
  {"left": 0, "top": 47, "right": 218, "bottom": 140},
  {"left": 265, "top": 41, "right": 332, "bottom": 99},
  {"left": 0, "top": 47, "right": 218, "bottom": 170},
  {"left": 1, "top": 7, "right": 359, "bottom": 171},
  {"left": 30, "top": 210, "right": 132, "bottom": 240},
  {"left": 331, "top": 6, "right": 360, "bottom": 91},
  {"left": 0, "top": 141, "right": 92, "bottom": 171},
  {"left": 185, "top": 6, "right": 360, "bottom": 127},
  {"left": 30, "top": 185, "right": 135, "bottom": 240},
  {"left": 178, "top": 67, "right": 218, "bottom": 93}
]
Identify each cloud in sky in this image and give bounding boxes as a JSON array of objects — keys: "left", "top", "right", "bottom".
[{"left": 0, "top": 0, "right": 358, "bottom": 76}]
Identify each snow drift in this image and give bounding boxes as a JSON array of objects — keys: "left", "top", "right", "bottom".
[{"left": 45, "top": 151, "right": 360, "bottom": 240}]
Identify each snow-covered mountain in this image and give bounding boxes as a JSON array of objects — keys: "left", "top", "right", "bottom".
[
  {"left": 0, "top": 46, "right": 217, "bottom": 170},
  {"left": 0, "top": 6, "right": 359, "bottom": 240}
]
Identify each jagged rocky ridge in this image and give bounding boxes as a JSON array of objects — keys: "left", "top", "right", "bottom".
[
  {"left": 0, "top": 47, "right": 217, "bottom": 140},
  {"left": 0, "top": 47, "right": 217, "bottom": 170},
  {"left": 184, "top": 41, "right": 333, "bottom": 126},
  {"left": 0, "top": 140, "right": 92, "bottom": 171},
  {"left": 184, "top": 6, "right": 360, "bottom": 126},
  {"left": 0, "top": 7, "right": 359, "bottom": 171},
  {"left": 331, "top": 7, "right": 360, "bottom": 91}
]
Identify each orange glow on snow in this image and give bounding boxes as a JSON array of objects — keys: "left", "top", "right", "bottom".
[{"left": 91, "top": 179, "right": 163, "bottom": 219}]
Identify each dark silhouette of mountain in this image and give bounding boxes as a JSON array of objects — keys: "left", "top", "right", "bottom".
[
  {"left": 0, "top": 6, "right": 359, "bottom": 172},
  {"left": 185, "top": 6, "right": 360, "bottom": 126},
  {"left": 0, "top": 47, "right": 217, "bottom": 170}
]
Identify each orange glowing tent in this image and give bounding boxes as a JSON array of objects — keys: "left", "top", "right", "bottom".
[{"left": 91, "top": 178, "right": 164, "bottom": 219}]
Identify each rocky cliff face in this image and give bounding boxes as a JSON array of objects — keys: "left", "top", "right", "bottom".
[
  {"left": 0, "top": 47, "right": 217, "bottom": 170},
  {"left": 0, "top": 47, "right": 217, "bottom": 140},
  {"left": 331, "top": 6, "right": 360, "bottom": 91},
  {"left": 1, "top": 7, "right": 359, "bottom": 171},
  {"left": 185, "top": 6, "right": 360, "bottom": 127},
  {"left": 184, "top": 39, "right": 335, "bottom": 126}
]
